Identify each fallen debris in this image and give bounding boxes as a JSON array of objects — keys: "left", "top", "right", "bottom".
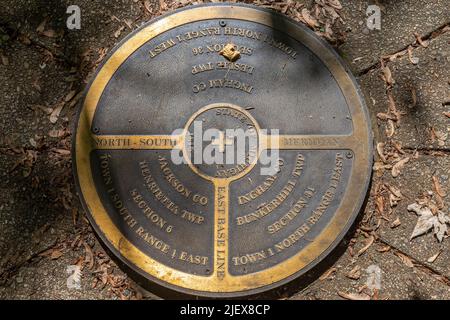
[
  {"left": 49, "top": 102, "right": 65, "bottom": 124},
  {"left": 0, "top": 52, "right": 8, "bottom": 66},
  {"left": 319, "top": 267, "right": 337, "bottom": 281},
  {"left": 407, "top": 46, "right": 419, "bottom": 65},
  {"left": 414, "top": 32, "right": 429, "bottom": 48},
  {"left": 391, "top": 157, "right": 410, "bottom": 178},
  {"left": 427, "top": 251, "right": 442, "bottom": 264},
  {"left": 432, "top": 176, "right": 446, "bottom": 198},
  {"left": 390, "top": 217, "right": 401, "bottom": 228},
  {"left": 395, "top": 251, "right": 414, "bottom": 268},
  {"left": 376, "top": 142, "right": 387, "bottom": 162},
  {"left": 380, "top": 60, "right": 395, "bottom": 88},
  {"left": 376, "top": 245, "right": 391, "bottom": 253},
  {"left": 357, "top": 235, "right": 375, "bottom": 257},
  {"left": 346, "top": 265, "right": 361, "bottom": 280},
  {"left": 338, "top": 291, "right": 371, "bottom": 300},
  {"left": 408, "top": 202, "right": 450, "bottom": 242},
  {"left": 430, "top": 127, "right": 448, "bottom": 146},
  {"left": 387, "top": 185, "right": 403, "bottom": 207}
]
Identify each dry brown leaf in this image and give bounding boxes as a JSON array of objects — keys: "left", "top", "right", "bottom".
[
  {"left": 390, "top": 217, "right": 401, "bottom": 228},
  {"left": 144, "top": 0, "right": 153, "bottom": 14},
  {"left": 322, "top": 3, "right": 342, "bottom": 23},
  {"left": 322, "top": 21, "right": 334, "bottom": 41},
  {"left": 72, "top": 208, "right": 79, "bottom": 226},
  {"left": 435, "top": 193, "right": 445, "bottom": 210},
  {"left": 348, "top": 245, "right": 354, "bottom": 257},
  {"left": 327, "top": 0, "right": 343, "bottom": 10},
  {"left": 392, "top": 140, "right": 405, "bottom": 154},
  {"left": 389, "top": 193, "right": 401, "bottom": 207},
  {"left": 432, "top": 176, "right": 446, "bottom": 197},
  {"left": 387, "top": 92, "right": 400, "bottom": 120},
  {"left": 32, "top": 104, "right": 53, "bottom": 115},
  {"left": 111, "top": 15, "right": 121, "bottom": 23},
  {"left": 36, "top": 19, "right": 47, "bottom": 33},
  {"left": 427, "top": 251, "right": 442, "bottom": 263},
  {"left": 48, "top": 129, "right": 66, "bottom": 138},
  {"left": 395, "top": 252, "right": 414, "bottom": 268},
  {"left": 387, "top": 185, "right": 403, "bottom": 199},
  {"left": 319, "top": 267, "right": 337, "bottom": 280},
  {"left": 50, "top": 249, "right": 63, "bottom": 260},
  {"left": 376, "top": 112, "right": 396, "bottom": 121},
  {"left": 384, "top": 49, "right": 407, "bottom": 62},
  {"left": 407, "top": 46, "right": 419, "bottom": 65},
  {"left": 64, "top": 90, "right": 77, "bottom": 102},
  {"left": 373, "top": 161, "right": 392, "bottom": 172},
  {"left": 1, "top": 53, "right": 8, "bottom": 66},
  {"left": 68, "top": 91, "right": 83, "bottom": 108},
  {"left": 346, "top": 265, "right": 361, "bottom": 280},
  {"left": 18, "top": 34, "right": 31, "bottom": 45},
  {"left": 381, "top": 62, "right": 395, "bottom": 87},
  {"left": 430, "top": 127, "right": 437, "bottom": 143},
  {"left": 386, "top": 119, "right": 395, "bottom": 137},
  {"left": 92, "top": 278, "right": 99, "bottom": 289},
  {"left": 357, "top": 235, "right": 375, "bottom": 257},
  {"left": 301, "top": 8, "right": 319, "bottom": 28},
  {"left": 431, "top": 128, "right": 448, "bottom": 146},
  {"left": 443, "top": 111, "right": 450, "bottom": 118},
  {"left": 414, "top": 32, "right": 429, "bottom": 48},
  {"left": 391, "top": 157, "right": 410, "bottom": 177},
  {"left": 159, "top": 0, "right": 168, "bottom": 11},
  {"left": 377, "top": 245, "right": 391, "bottom": 253},
  {"left": 123, "top": 19, "right": 133, "bottom": 30},
  {"left": 52, "top": 148, "right": 71, "bottom": 156},
  {"left": 94, "top": 47, "right": 109, "bottom": 66},
  {"left": 114, "top": 26, "right": 125, "bottom": 38},
  {"left": 375, "top": 195, "right": 384, "bottom": 215},
  {"left": 49, "top": 102, "right": 64, "bottom": 124},
  {"left": 83, "top": 241, "right": 95, "bottom": 270},
  {"left": 388, "top": 185, "right": 403, "bottom": 206},
  {"left": 376, "top": 142, "right": 387, "bottom": 162},
  {"left": 338, "top": 291, "right": 370, "bottom": 300},
  {"left": 42, "top": 29, "right": 56, "bottom": 38}
]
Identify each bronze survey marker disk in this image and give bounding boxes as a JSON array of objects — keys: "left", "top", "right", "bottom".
[{"left": 73, "top": 4, "right": 372, "bottom": 297}]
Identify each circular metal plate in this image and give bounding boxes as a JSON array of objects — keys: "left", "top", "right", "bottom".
[{"left": 73, "top": 4, "right": 372, "bottom": 297}]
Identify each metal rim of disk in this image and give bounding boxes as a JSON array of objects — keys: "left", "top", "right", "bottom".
[{"left": 73, "top": 3, "right": 373, "bottom": 298}]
